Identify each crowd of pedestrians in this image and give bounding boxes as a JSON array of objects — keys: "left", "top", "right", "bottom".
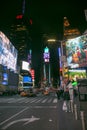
[{"left": 56, "top": 77, "right": 78, "bottom": 112}]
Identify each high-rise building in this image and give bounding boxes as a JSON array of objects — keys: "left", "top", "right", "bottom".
[
  {"left": 9, "top": 0, "right": 32, "bottom": 65},
  {"left": 10, "top": 16, "right": 31, "bottom": 64},
  {"left": 63, "top": 17, "right": 81, "bottom": 39},
  {"left": 62, "top": 17, "right": 81, "bottom": 78}
]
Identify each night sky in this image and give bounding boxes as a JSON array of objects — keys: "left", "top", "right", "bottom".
[
  {"left": 0, "top": 0, "right": 87, "bottom": 84},
  {"left": 0, "top": 0, "right": 87, "bottom": 33}
]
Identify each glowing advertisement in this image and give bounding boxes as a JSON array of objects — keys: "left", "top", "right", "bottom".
[
  {"left": 22, "top": 61, "right": 30, "bottom": 71},
  {"left": 23, "top": 76, "right": 32, "bottom": 83},
  {"left": 0, "top": 31, "right": 18, "bottom": 72},
  {"left": 58, "top": 47, "right": 62, "bottom": 69},
  {"left": 66, "top": 34, "right": 87, "bottom": 68},
  {"left": 43, "top": 47, "right": 50, "bottom": 62},
  {"left": 69, "top": 69, "right": 86, "bottom": 80}
]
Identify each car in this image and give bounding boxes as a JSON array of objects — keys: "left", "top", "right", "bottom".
[
  {"left": 27, "top": 88, "right": 37, "bottom": 97},
  {"left": 43, "top": 87, "right": 50, "bottom": 95},
  {"left": 20, "top": 91, "right": 28, "bottom": 97},
  {"left": 43, "top": 90, "right": 49, "bottom": 95}
]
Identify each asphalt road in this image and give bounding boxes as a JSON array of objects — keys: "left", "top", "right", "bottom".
[{"left": 0, "top": 94, "right": 59, "bottom": 130}]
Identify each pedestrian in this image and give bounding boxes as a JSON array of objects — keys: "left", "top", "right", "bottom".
[
  {"left": 67, "top": 80, "right": 74, "bottom": 112},
  {"left": 62, "top": 78, "right": 71, "bottom": 112},
  {"left": 67, "top": 80, "right": 74, "bottom": 102},
  {"left": 56, "top": 87, "right": 61, "bottom": 100}
]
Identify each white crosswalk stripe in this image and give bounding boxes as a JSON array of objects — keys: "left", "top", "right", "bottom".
[
  {"left": 0, "top": 97, "right": 58, "bottom": 104},
  {"left": 53, "top": 98, "right": 57, "bottom": 103}
]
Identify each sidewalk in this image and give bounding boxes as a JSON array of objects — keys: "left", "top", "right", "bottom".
[
  {"left": 74, "top": 96, "right": 87, "bottom": 130},
  {"left": 57, "top": 98, "right": 82, "bottom": 130}
]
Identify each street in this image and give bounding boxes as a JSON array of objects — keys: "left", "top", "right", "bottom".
[{"left": 0, "top": 94, "right": 59, "bottom": 130}]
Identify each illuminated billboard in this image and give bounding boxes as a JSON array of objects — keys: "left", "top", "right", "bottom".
[
  {"left": 69, "top": 69, "right": 86, "bottom": 80},
  {"left": 66, "top": 34, "right": 87, "bottom": 68},
  {"left": 2, "top": 73, "right": 8, "bottom": 85},
  {"left": 22, "top": 61, "right": 30, "bottom": 71},
  {"left": 43, "top": 47, "right": 50, "bottom": 62},
  {"left": 0, "top": 31, "right": 18, "bottom": 72},
  {"left": 23, "top": 76, "right": 32, "bottom": 83}
]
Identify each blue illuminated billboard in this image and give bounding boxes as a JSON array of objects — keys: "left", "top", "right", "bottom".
[
  {"left": 23, "top": 76, "right": 32, "bottom": 83},
  {"left": 2, "top": 73, "right": 8, "bottom": 85}
]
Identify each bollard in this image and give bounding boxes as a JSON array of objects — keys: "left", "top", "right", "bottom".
[
  {"left": 80, "top": 111, "right": 86, "bottom": 130},
  {"left": 74, "top": 104, "right": 78, "bottom": 120}
]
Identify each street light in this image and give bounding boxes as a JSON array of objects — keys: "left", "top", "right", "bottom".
[
  {"left": 47, "top": 38, "right": 64, "bottom": 57},
  {"left": 47, "top": 39, "right": 56, "bottom": 42}
]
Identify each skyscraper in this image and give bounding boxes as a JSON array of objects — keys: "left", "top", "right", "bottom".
[
  {"left": 63, "top": 17, "right": 81, "bottom": 39},
  {"left": 9, "top": 0, "right": 32, "bottom": 65}
]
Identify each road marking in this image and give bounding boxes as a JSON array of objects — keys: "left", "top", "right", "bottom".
[
  {"left": 0, "top": 107, "right": 29, "bottom": 126},
  {"left": 0, "top": 97, "right": 58, "bottom": 103},
  {"left": 32, "top": 106, "right": 57, "bottom": 108},
  {"left": 53, "top": 98, "right": 57, "bottom": 103},
  {"left": 42, "top": 98, "right": 48, "bottom": 103},
  {"left": 8, "top": 98, "right": 25, "bottom": 103},
  {"left": 1, "top": 116, "right": 40, "bottom": 130},
  {"left": 49, "top": 118, "right": 52, "bottom": 122},
  {"left": 35, "top": 99, "right": 42, "bottom": 103},
  {"left": 0, "top": 105, "right": 57, "bottom": 109},
  {"left": 48, "top": 98, "right": 52, "bottom": 103},
  {"left": 27, "top": 98, "right": 38, "bottom": 103}
]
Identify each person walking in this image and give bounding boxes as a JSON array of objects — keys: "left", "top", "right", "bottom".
[
  {"left": 62, "top": 78, "right": 71, "bottom": 112},
  {"left": 67, "top": 80, "right": 74, "bottom": 113}
]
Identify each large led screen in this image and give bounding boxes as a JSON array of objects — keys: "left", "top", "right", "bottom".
[
  {"left": 69, "top": 69, "right": 86, "bottom": 80},
  {"left": 0, "top": 31, "right": 18, "bottom": 72},
  {"left": 66, "top": 34, "right": 87, "bottom": 68},
  {"left": 2, "top": 73, "right": 8, "bottom": 85},
  {"left": 22, "top": 61, "right": 30, "bottom": 71},
  {"left": 23, "top": 76, "right": 32, "bottom": 83}
]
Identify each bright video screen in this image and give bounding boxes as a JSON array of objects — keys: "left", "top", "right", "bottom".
[
  {"left": 0, "top": 31, "right": 18, "bottom": 72},
  {"left": 2, "top": 73, "right": 8, "bottom": 85},
  {"left": 43, "top": 52, "right": 50, "bottom": 63},
  {"left": 23, "top": 76, "right": 32, "bottom": 83},
  {"left": 66, "top": 34, "right": 87, "bottom": 68},
  {"left": 22, "top": 61, "right": 30, "bottom": 71},
  {"left": 69, "top": 69, "right": 86, "bottom": 80}
]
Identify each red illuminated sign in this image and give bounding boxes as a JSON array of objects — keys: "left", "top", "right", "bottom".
[
  {"left": 16, "top": 15, "right": 23, "bottom": 19},
  {"left": 30, "top": 69, "right": 35, "bottom": 80}
]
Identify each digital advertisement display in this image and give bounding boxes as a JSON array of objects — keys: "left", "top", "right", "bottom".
[
  {"left": 23, "top": 76, "right": 32, "bottom": 83},
  {"left": 43, "top": 53, "right": 50, "bottom": 62},
  {"left": 58, "top": 47, "right": 62, "bottom": 69},
  {"left": 66, "top": 34, "right": 87, "bottom": 68},
  {"left": 69, "top": 69, "right": 86, "bottom": 80},
  {"left": 43, "top": 47, "right": 50, "bottom": 63},
  {"left": 0, "top": 31, "right": 18, "bottom": 72},
  {"left": 2, "top": 73, "right": 8, "bottom": 85},
  {"left": 22, "top": 61, "right": 30, "bottom": 71}
]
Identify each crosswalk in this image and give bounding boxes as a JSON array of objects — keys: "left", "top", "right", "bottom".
[{"left": 0, "top": 96, "right": 58, "bottom": 104}]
